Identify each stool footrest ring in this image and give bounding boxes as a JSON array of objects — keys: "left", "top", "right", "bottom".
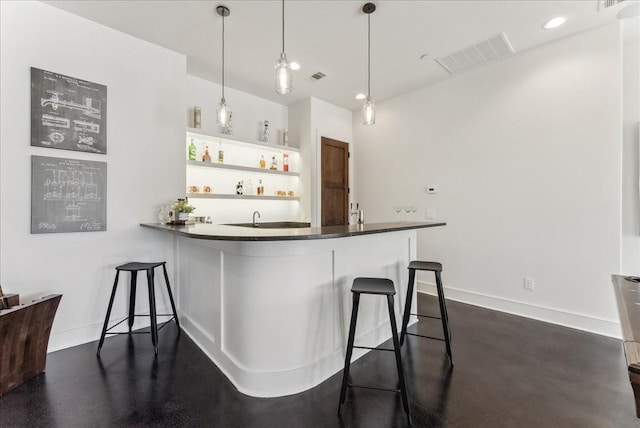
[
  {"left": 405, "top": 332, "right": 444, "bottom": 341},
  {"left": 411, "top": 313, "right": 441, "bottom": 320},
  {"left": 353, "top": 345, "right": 395, "bottom": 352},
  {"left": 105, "top": 317, "right": 177, "bottom": 334},
  {"left": 347, "top": 383, "right": 401, "bottom": 394}
]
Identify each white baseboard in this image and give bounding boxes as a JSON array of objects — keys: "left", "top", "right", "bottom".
[{"left": 417, "top": 281, "right": 622, "bottom": 339}]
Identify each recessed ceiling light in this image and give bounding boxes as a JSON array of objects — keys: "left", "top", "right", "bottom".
[
  {"left": 543, "top": 17, "right": 567, "bottom": 29},
  {"left": 290, "top": 62, "right": 301, "bottom": 71},
  {"left": 355, "top": 93, "right": 366, "bottom": 100}
]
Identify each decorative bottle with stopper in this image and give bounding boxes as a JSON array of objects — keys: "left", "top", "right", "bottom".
[
  {"left": 202, "top": 145, "right": 211, "bottom": 162},
  {"left": 224, "top": 112, "right": 233, "bottom": 135},
  {"left": 262, "top": 120, "right": 270, "bottom": 143}
]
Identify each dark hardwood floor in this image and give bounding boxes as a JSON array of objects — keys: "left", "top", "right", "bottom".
[{"left": 0, "top": 294, "right": 636, "bottom": 427}]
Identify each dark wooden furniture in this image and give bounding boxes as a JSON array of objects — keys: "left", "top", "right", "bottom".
[
  {"left": 400, "top": 261, "right": 453, "bottom": 365},
  {"left": 612, "top": 275, "right": 640, "bottom": 417},
  {"left": 97, "top": 261, "right": 180, "bottom": 357},
  {"left": 3, "top": 293, "right": 20, "bottom": 308},
  {"left": 338, "top": 277, "right": 412, "bottom": 426},
  {"left": 0, "top": 294, "right": 62, "bottom": 397}
]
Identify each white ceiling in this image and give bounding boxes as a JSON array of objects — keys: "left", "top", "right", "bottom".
[{"left": 45, "top": 0, "right": 634, "bottom": 111}]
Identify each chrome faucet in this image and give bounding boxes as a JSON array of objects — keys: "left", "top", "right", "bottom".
[{"left": 252, "top": 210, "right": 261, "bottom": 227}]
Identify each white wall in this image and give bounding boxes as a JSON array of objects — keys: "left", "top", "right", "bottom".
[
  {"left": 186, "top": 74, "right": 288, "bottom": 146},
  {"left": 621, "top": 17, "right": 640, "bottom": 275},
  {"left": 353, "top": 24, "right": 623, "bottom": 337},
  {"left": 0, "top": 1, "right": 186, "bottom": 351}
]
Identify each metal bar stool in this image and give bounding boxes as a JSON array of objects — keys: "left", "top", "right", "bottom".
[
  {"left": 338, "top": 277, "right": 412, "bottom": 426},
  {"left": 400, "top": 261, "right": 453, "bottom": 366},
  {"left": 97, "top": 261, "right": 180, "bottom": 356}
]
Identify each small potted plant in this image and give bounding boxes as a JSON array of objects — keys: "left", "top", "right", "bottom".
[{"left": 172, "top": 198, "right": 195, "bottom": 221}]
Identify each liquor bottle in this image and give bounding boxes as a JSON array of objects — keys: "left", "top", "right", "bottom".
[
  {"left": 193, "top": 107, "right": 201, "bottom": 129},
  {"left": 257, "top": 179, "right": 264, "bottom": 195},
  {"left": 236, "top": 181, "right": 244, "bottom": 195},
  {"left": 283, "top": 153, "right": 289, "bottom": 172},
  {"left": 217, "top": 141, "right": 224, "bottom": 164},
  {"left": 202, "top": 145, "right": 211, "bottom": 162},
  {"left": 263, "top": 120, "right": 270, "bottom": 143},
  {"left": 270, "top": 155, "right": 277, "bottom": 170},
  {"left": 188, "top": 139, "right": 196, "bottom": 161},
  {"left": 259, "top": 155, "right": 266, "bottom": 169}
]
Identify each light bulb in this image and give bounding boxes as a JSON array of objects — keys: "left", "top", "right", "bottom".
[
  {"left": 543, "top": 16, "right": 566, "bottom": 29},
  {"left": 362, "top": 96, "right": 376, "bottom": 125},
  {"left": 217, "top": 98, "right": 231, "bottom": 127},
  {"left": 275, "top": 52, "right": 292, "bottom": 94}
]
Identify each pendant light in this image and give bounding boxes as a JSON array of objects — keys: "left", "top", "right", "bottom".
[
  {"left": 216, "top": 5, "right": 231, "bottom": 128},
  {"left": 274, "top": 0, "right": 292, "bottom": 94},
  {"left": 362, "top": 3, "right": 376, "bottom": 125}
]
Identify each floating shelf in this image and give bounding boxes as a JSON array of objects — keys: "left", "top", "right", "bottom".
[
  {"left": 188, "top": 193, "right": 300, "bottom": 201},
  {"left": 186, "top": 128, "right": 299, "bottom": 153},
  {"left": 186, "top": 160, "right": 299, "bottom": 176}
]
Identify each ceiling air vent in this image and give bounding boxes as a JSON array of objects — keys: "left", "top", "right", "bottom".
[
  {"left": 435, "top": 32, "right": 515, "bottom": 75},
  {"left": 599, "top": 0, "right": 626, "bottom": 10},
  {"left": 307, "top": 71, "right": 326, "bottom": 82}
]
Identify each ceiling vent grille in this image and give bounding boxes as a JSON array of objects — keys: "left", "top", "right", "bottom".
[
  {"left": 435, "top": 32, "right": 515, "bottom": 75},
  {"left": 307, "top": 72, "right": 326, "bottom": 82},
  {"left": 599, "top": 0, "right": 626, "bottom": 10}
]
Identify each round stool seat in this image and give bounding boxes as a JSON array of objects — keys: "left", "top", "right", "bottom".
[
  {"left": 408, "top": 260, "right": 442, "bottom": 272},
  {"left": 116, "top": 261, "right": 165, "bottom": 272},
  {"left": 352, "top": 277, "right": 396, "bottom": 295}
]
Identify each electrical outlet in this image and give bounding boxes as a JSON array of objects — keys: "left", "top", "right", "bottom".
[
  {"left": 426, "top": 209, "right": 436, "bottom": 220},
  {"left": 524, "top": 277, "right": 535, "bottom": 291}
]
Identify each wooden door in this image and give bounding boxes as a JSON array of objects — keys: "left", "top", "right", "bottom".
[{"left": 321, "top": 137, "right": 349, "bottom": 226}]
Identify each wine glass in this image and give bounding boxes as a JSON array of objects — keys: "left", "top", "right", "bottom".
[
  {"left": 393, "top": 206, "right": 402, "bottom": 213},
  {"left": 404, "top": 206, "right": 411, "bottom": 213}
]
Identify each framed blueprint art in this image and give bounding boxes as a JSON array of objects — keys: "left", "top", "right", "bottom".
[
  {"left": 31, "top": 155, "right": 107, "bottom": 234},
  {"left": 31, "top": 67, "right": 107, "bottom": 154}
]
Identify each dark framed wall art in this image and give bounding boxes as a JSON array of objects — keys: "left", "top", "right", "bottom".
[
  {"left": 31, "top": 67, "right": 107, "bottom": 154},
  {"left": 31, "top": 155, "right": 107, "bottom": 234}
]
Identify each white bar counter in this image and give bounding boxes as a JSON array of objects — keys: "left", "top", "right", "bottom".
[{"left": 141, "top": 221, "right": 445, "bottom": 397}]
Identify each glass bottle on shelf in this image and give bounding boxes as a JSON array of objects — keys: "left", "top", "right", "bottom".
[
  {"left": 217, "top": 141, "right": 224, "bottom": 164},
  {"left": 257, "top": 179, "right": 264, "bottom": 195},
  {"left": 236, "top": 181, "right": 244, "bottom": 195},
  {"left": 224, "top": 113, "right": 233, "bottom": 135},
  {"left": 259, "top": 155, "right": 266, "bottom": 169},
  {"left": 283, "top": 153, "right": 289, "bottom": 172},
  {"left": 270, "top": 155, "right": 277, "bottom": 170},
  {"left": 245, "top": 179, "right": 254, "bottom": 195},
  {"left": 262, "top": 120, "right": 270, "bottom": 143},
  {"left": 202, "top": 145, "right": 211, "bottom": 162},
  {"left": 188, "top": 139, "right": 196, "bottom": 161}
]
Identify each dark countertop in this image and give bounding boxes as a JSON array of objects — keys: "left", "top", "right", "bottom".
[{"left": 140, "top": 221, "right": 446, "bottom": 242}]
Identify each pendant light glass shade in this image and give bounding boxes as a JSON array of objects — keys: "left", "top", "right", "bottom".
[
  {"left": 362, "top": 96, "right": 376, "bottom": 125},
  {"left": 362, "top": 3, "right": 376, "bottom": 126},
  {"left": 275, "top": 52, "right": 292, "bottom": 94},
  {"left": 216, "top": 6, "right": 231, "bottom": 128},
  {"left": 217, "top": 98, "right": 231, "bottom": 127},
  {"left": 274, "top": 0, "right": 292, "bottom": 94}
]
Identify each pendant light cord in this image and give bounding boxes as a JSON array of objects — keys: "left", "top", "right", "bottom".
[
  {"left": 222, "top": 11, "right": 225, "bottom": 99},
  {"left": 367, "top": 12, "right": 371, "bottom": 97},
  {"left": 282, "top": 0, "right": 285, "bottom": 53}
]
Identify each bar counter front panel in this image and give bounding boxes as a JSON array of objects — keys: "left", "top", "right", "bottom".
[{"left": 141, "top": 222, "right": 445, "bottom": 397}]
